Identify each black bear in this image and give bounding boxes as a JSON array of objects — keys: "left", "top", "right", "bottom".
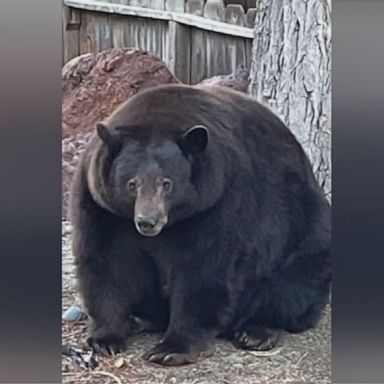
[{"left": 70, "top": 84, "right": 331, "bottom": 366}]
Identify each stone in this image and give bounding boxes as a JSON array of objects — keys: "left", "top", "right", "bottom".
[
  {"left": 62, "top": 305, "right": 86, "bottom": 322},
  {"left": 62, "top": 48, "right": 179, "bottom": 219},
  {"left": 62, "top": 48, "right": 179, "bottom": 138},
  {"left": 198, "top": 64, "right": 250, "bottom": 93}
]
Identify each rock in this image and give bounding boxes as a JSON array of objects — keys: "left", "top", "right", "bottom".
[
  {"left": 62, "top": 48, "right": 179, "bottom": 138},
  {"left": 114, "top": 357, "right": 126, "bottom": 369},
  {"left": 62, "top": 305, "right": 86, "bottom": 322},
  {"left": 198, "top": 64, "right": 250, "bottom": 93},
  {"left": 62, "top": 48, "right": 179, "bottom": 219}
]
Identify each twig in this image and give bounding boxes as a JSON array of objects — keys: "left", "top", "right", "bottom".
[
  {"left": 295, "top": 351, "right": 309, "bottom": 366},
  {"left": 247, "top": 347, "right": 283, "bottom": 357},
  {"left": 92, "top": 371, "right": 123, "bottom": 384},
  {"left": 62, "top": 372, "right": 91, "bottom": 381}
]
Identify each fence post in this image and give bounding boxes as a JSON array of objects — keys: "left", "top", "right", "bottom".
[
  {"left": 167, "top": 21, "right": 191, "bottom": 83},
  {"left": 63, "top": 6, "right": 81, "bottom": 64}
]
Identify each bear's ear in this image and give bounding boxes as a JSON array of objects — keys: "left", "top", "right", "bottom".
[
  {"left": 181, "top": 125, "right": 209, "bottom": 155},
  {"left": 96, "top": 123, "right": 120, "bottom": 150}
]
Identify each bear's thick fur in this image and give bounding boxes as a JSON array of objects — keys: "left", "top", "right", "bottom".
[{"left": 70, "top": 84, "right": 331, "bottom": 366}]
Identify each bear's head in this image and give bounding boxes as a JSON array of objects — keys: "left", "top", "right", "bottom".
[{"left": 93, "top": 121, "right": 220, "bottom": 237}]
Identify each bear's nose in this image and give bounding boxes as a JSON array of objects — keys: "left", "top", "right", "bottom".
[{"left": 136, "top": 216, "right": 156, "bottom": 232}]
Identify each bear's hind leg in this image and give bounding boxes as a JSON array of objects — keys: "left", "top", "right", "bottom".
[{"left": 231, "top": 248, "right": 330, "bottom": 351}]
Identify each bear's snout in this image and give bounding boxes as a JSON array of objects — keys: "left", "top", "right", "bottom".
[
  {"left": 136, "top": 216, "right": 156, "bottom": 232},
  {"left": 134, "top": 213, "right": 167, "bottom": 237}
]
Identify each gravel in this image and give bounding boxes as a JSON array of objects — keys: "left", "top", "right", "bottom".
[{"left": 62, "top": 221, "right": 331, "bottom": 384}]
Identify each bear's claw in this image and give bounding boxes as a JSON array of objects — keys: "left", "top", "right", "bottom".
[
  {"left": 143, "top": 343, "right": 199, "bottom": 366},
  {"left": 87, "top": 335, "right": 127, "bottom": 356},
  {"left": 233, "top": 328, "right": 281, "bottom": 351}
]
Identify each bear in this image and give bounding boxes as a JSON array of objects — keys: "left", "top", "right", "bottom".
[{"left": 70, "top": 83, "right": 331, "bottom": 366}]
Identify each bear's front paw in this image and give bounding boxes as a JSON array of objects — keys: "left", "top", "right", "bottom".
[
  {"left": 142, "top": 340, "right": 200, "bottom": 366},
  {"left": 87, "top": 331, "right": 127, "bottom": 356}
]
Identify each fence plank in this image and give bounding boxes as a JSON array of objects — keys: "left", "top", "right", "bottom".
[
  {"left": 113, "top": 14, "right": 167, "bottom": 59},
  {"left": 186, "top": 0, "right": 204, "bottom": 15},
  {"left": 167, "top": 20, "right": 191, "bottom": 83},
  {"left": 79, "top": 12, "right": 113, "bottom": 54},
  {"left": 245, "top": 37, "right": 252, "bottom": 71},
  {"left": 245, "top": 7, "right": 256, "bottom": 28},
  {"left": 111, "top": 14, "right": 126, "bottom": 47},
  {"left": 190, "top": 28, "right": 207, "bottom": 83},
  {"left": 204, "top": 0, "right": 225, "bottom": 21},
  {"left": 224, "top": 4, "right": 245, "bottom": 26},
  {"left": 235, "top": 37, "right": 248, "bottom": 69},
  {"left": 148, "top": 19, "right": 166, "bottom": 58},
  {"left": 225, "top": 35, "right": 247, "bottom": 75},
  {"left": 165, "top": 0, "right": 185, "bottom": 12},
  {"left": 161, "top": 21, "right": 169, "bottom": 63},
  {"left": 148, "top": 0, "right": 166, "bottom": 9},
  {"left": 206, "top": 32, "right": 229, "bottom": 77},
  {"left": 79, "top": 12, "right": 91, "bottom": 53},
  {"left": 226, "top": 36, "right": 238, "bottom": 71}
]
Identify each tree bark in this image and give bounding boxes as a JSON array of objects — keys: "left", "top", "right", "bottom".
[{"left": 248, "top": 0, "right": 331, "bottom": 199}]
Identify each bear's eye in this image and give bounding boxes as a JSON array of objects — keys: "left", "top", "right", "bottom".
[
  {"left": 127, "top": 179, "right": 137, "bottom": 195},
  {"left": 163, "top": 179, "right": 173, "bottom": 193}
]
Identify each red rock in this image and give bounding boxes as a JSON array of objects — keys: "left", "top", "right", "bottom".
[
  {"left": 62, "top": 48, "right": 179, "bottom": 138},
  {"left": 62, "top": 49, "right": 179, "bottom": 219}
]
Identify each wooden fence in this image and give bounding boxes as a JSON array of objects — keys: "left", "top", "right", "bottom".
[{"left": 63, "top": 0, "right": 256, "bottom": 84}]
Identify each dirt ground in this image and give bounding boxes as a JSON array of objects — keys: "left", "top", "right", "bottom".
[{"left": 62, "top": 222, "right": 331, "bottom": 384}]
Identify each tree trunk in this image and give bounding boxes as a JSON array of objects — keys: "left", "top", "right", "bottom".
[{"left": 248, "top": 0, "right": 331, "bottom": 199}]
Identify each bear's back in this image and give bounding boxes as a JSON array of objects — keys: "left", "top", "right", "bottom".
[{"left": 103, "top": 84, "right": 303, "bottom": 157}]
